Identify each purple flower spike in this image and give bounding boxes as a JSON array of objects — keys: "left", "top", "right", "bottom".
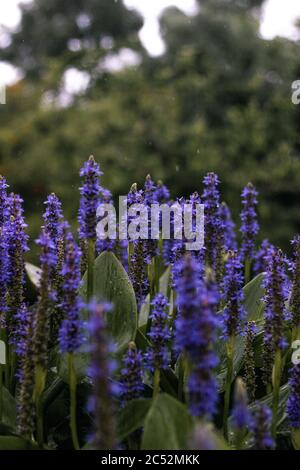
[
  {"left": 0, "top": 175, "right": 9, "bottom": 226},
  {"left": 240, "top": 182, "right": 259, "bottom": 262},
  {"left": 87, "top": 301, "right": 117, "bottom": 450},
  {"left": 59, "top": 231, "right": 83, "bottom": 353},
  {"left": 33, "top": 230, "right": 57, "bottom": 370},
  {"left": 43, "top": 193, "right": 63, "bottom": 247},
  {"left": 220, "top": 202, "right": 237, "bottom": 251},
  {"left": 251, "top": 405, "right": 275, "bottom": 450},
  {"left": 202, "top": 172, "right": 222, "bottom": 268},
  {"left": 174, "top": 254, "right": 219, "bottom": 418},
  {"left": 120, "top": 342, "right": 144, "bottom": 405},
  {"left": 222, "top": 250, "right": 245, "bottom": 338},
  {"left": 254, "top": 239, "right": 273, "bottom": 275},
  {"left": 145, "top": 294, "right": 171, "bottom": 371},
  {"left": 78, "top": 155, "right": 102, "bottom": 240},
  {"left": 287, "top": 363, "right": 300, "bottom": 428}
]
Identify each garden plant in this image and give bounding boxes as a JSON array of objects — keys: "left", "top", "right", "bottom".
[{"left": 0, "top": 155, "right": 299, "bottom": 451}]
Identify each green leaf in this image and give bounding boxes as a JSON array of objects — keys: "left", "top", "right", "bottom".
[
  {"left": 243, "top": 272, "right": 265, "bottom": 322},
  {"left": 141, "top": 394, "right": 193, "bottom": 450},
  {"left": 2, "top": 387, "right": 17, "bottom": 429},
  {"left": 138, "top": 267, "right": 171, "bottom": 330},
  {"left": 58, "top": 350, "right": 90, "bottom": 383},
  {"left": 0, "top": 436, "right": 38, "bottom": 450},
  {"left": 139, "top": 294, "right": 150, "bottom": 328},
  {"left": 118, "top": 398, "right": 152, "bottom": 441},
  {"left": 159, "top": 266, "right": 171, "bottom": 298},
  {"left": 25, "top": 262, "right": 41, "bottom": 288},
  {"left": 249, "top": 384, "right": 289, "bottom": 427},
  {"left": 80, "top": 252, "right": 137, "bottom": 352}
]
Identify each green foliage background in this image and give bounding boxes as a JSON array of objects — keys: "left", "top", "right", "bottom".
[{"left": 1, "top": 0, "right": 300, "bottom": 249}]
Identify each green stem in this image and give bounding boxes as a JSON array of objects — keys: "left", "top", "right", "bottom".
[
  {"left": 223, "top": 335, "right": 234, "bottom": 440},
  {"left": 153, "top": 368, "right": 160, "bottom": 398},
  {"left": 271, "top": 349, "right": 282, "bottom": 439},
  {"left": 68, "top": 353, "right": 80, "bottom": 450},
  {"left": 0, "top": 364, "right": 3, "bottom": 421},
  {"left": 87, "top": 238, "right": 95, "bottom": 301},
  {"left": 178, "top": 354, "right": 185, "bottom": 402},
  {"left": 244, "top": 258, "right": 251, "bottom": 285},
  {"left": 34, "top": 365, "right": 46, "bottom": 448}
]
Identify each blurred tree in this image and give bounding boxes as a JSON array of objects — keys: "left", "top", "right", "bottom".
[
  {"left": 1, "top": 0, "right": 143, "bottom": 80},
  {"left": 1, "top": 0, "right": 300, "bottom": 251}
]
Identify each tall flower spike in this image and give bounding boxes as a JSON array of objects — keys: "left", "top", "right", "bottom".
[
  {"left": 240, "top": 182, "right": 259, "bottom": 262},
  {"left": 78, "top": 155, "right": 102, "bottom": 240},
  {"left": 120, "top": 342, "right": 144, "bottom": 405},
  {"left": 88, "top": 301, "right": 117, "bottom": 450},
  {"left": 16, "top": 306, "right": 35, "bottom": 438},
  {"left": 262, "top": 247, "right": 288, "bottom": 385},
  {"left": 6, "top": 194, "right": 29, "bottom": 342},
  {"left": 174, "top": 255, "right": 219, "bottom": 418},
  {"left": 0, "top": 175, "right": 9, "bottom": 226},
  {"left": 290, "top": 235, "right": 300, "bottom": 332},
  {"left": 243, "top": 321, "right": 257, "bottom": 401},
  {"left": 220, "top": 202, "right": 237, "bottom": 251},
  {"left": 155, "top": 180, "right": 170, "bottom": 203},
  {"left": 43, "top": 193, "right": 63, "bottom": 249},
  {"left": 202, "top": 172, "right": 222, "bottom": 268},
  {"left": 251, "top": 405, "right": 275, "bottom": 450},
  {"left": 222, "top": 250, "right": 245, "bottom": 338},
  {"left": 33, "top": 230, "right": 57, "bottom": 371},
  {"left": 0, "top": 227, "right": 9, "bottom": 327},
  {"left": 186, "top": 278, "right": 219, "bottom": 418},
  {"left": 287, "top": 362, "right": 300, "bottom": 429},
  {"left": 59, "top": 231, "right": 83, "bottom": 353},
  {"left": 145, "top": 294, "right": 170, "bottom": 371},
  {"left": 253, "top": 239, "right": 273, "bottom": 275}
]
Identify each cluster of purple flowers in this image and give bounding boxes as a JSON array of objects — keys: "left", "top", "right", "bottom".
[
  {"left": 174, "top": 254, "right": 219, "bottom": 418},
  {"left": 240, "top": 182, "right": 259, "bottom": 262},
  {"left": 2, "top": 156, "right": 300, "bottom": 451},
  {"left": 59, "top": 230, "right": 83, "bottom": 353},
  {"left": 145, "top": 294, "right": 170, "bottom": 371},
  {"left": 78, "top": 155, "right": 102, "bottom": 240},
  {"left": 222, "top": 250, "right": 245, "bottom": 338}
]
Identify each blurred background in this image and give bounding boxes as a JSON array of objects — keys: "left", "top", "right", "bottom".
[{"left": 1, "top": 0, "right": 300, "bottom": 251}]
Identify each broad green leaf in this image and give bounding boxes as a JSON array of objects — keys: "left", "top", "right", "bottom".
[
  {"left": 2, "top": 387, "right": 17, "bottom": 429},
  {"left": 141, "top": 394, "right": 193, "bottom": 450},
  {"left": 243, "top": 272, "right": 265, "bottom": 322},
  {"left": 139, "top": 267, "right": 171, "bottom": 329},
  {"left": 159, "top": 266, "right": 171, "bottom": 298},
  {"left": 139, "top": 294, "right": 150, "bottom": 328},
  {"left": 58, "top": 351, "right": 90, "bottom": 383},
  {"left": 80, "top": 252, "right": 137, "bottom": 352},
  {"left": 0, "top": 436, "right": 38, "bottom": 450},
  {"left": 249, "top": 384, "right": 289, "bottom": 427},
  {"left": 25, "top": 262, "right": 42, "bottom": 288},
  {"left": 118, "top": 398, "right": 152, "bottom": 441}
]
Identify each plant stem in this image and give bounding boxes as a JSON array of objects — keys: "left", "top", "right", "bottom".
[
  {"left": 68, "top": 353, "right": 80, "bottom": 450},
  {"left": 0, "top": 364, "right": 3, "bottom": 421},
  {"left": 34, "top": 365, "right": 46, "bottom": 448},
  {"left": 223, "top": 335, "right": 234, "bottom": 439},
  {"left": 244, "top": 258, "right": 251, "bottom": 285},
  {"left": 153, "top": 368, "right": 160, "bottom": 398},
  {"left": 271, "top": 349, "right": 282, "bottom": 439},
  {"left": 87, "top": 238, "right": 95, "bottom": 301}
]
